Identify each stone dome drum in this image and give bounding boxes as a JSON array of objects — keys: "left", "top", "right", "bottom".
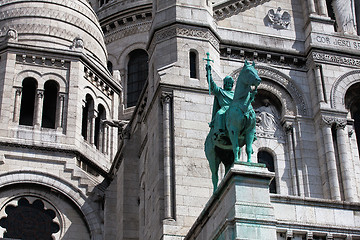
[{"left": 0, "top": 0, "right": 107, "bottom": 65}]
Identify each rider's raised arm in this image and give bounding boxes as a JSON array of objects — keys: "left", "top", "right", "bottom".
[{"left": 206, "top": 65, "right": 220, "bottom": 95}]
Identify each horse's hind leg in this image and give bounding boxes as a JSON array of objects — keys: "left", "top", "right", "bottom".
[{"left": 245, "top": 130, "right": 256, "bottom": 162}]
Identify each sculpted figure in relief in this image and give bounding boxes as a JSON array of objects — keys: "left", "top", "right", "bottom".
[{"left": 332, "top": 0, "right": 356, "bottom": 34}]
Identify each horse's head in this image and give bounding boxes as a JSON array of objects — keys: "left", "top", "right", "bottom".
[{"left": 238, "top": 60, "right": 261, "bottom": 87}]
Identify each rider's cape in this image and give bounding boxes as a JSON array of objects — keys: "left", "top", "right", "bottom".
[{"left": 210, "top": 88, "right": 234, "bottom": 127}]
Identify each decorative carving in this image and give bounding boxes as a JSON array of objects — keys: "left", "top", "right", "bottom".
[
  {"left": 349, "top": 129, "right": 354, "bottom": 137},
  {"left": 321, "top": 116, "right": 347, "bottom": 127},
  {"left": 83, "top": 67, "right": 114, "bottom": 98},
  {"left": 148, "top": 25, "right": 219, "bottom": 55},
  {"left": 312, "top": 52, "right": 360, "bottom": 68},
  {"left": 266, "top": 7, "right": 291, "bottom": 29},
  {"left": 6, "top": 28, "right": 18, "bottom": 41},
  {"left": 72, "top": 37, "right": 84, "bottom": 49},
  {"left": 15, "top": 54, "right": 69, "bottom": 69},
  {"left": 161, "top": 92, "right": 172, "bottom": 104},
  {"left": 105, "top": 22, "right": 151, "bottom": 44},
  {"left": 213, "top": 0, "right": 270, "bottom": 21},
  {"left": 220, "top": 47, "right": 306, "bottom": 69}
]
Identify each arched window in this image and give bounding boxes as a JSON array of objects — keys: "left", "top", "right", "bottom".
[
  {"left": 345, "top": 83, "right": 360, "bottom": 155},
  {"left": 19, "top": 78, "right": 37, "bottom": 126},
  {"left": 81, "top": 94, "right": 94, "bottom": 141},
  {"left": 258, "top": 150, "right": 277, "bottom": 193},
  {"left": 326, "top": 0, "right": 337, "bottom": 31},
  {"left": 189, "top": 51, "right": 198, "bottom": 79},
  {"left": 107, "top": 61, "right": 113, "bottom": 75},
  {"left": 127, "top": 49, "right": 148, "bottom": 108},
  {"left": 94, "top": 104, "right": 106, "bottom": 151},
  {"left": 355, "top": 1, "right": 360, "bottom": 35},
  {"left": 42, "top": 81, "right": 59, "bottom": 129}
]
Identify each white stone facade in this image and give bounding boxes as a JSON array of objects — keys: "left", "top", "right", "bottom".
[{"left": 1, "top": 0, "right": 360, "bottom": 239}]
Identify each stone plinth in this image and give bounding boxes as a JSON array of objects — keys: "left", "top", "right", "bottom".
[{"left": 185, "top": 162, "right": 276, "bottom": 240}]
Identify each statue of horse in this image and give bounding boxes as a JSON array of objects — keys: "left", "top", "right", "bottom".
[{"left": 205, "top": 61, "right": 261, "bottom": 192}]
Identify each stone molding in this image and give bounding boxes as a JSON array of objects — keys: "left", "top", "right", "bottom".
[
  {"left": 148, "top": 24, "right": 219, "bottom": 55},
  {"left": 230, "top": 65, "right": 307, "bottom": 116},
  {"left": 16, "top": 54, "right": 69, "bottom": 69},
  {"left": 213, "top": 0, "right": 270, "bottom": 21},
  {"left": 84, "top": 67, "right": 114, "bottom": 98},
  {"left": 105, "top": 21, "right": 151, "bottom": 44},
  {"left": 330, "top": 70, "right": 360, "bottom": 109},
  {"left": 0, "top": 6, "right": 103, "bottom": 45},
  {"left": 312, "top": 51, "right": 360, "bottom": 68},
  {"left": 220, "top": 47, "right": 306, "bottom": 69}
]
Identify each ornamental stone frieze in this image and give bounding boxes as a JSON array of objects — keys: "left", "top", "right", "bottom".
[
  {"left": 220, "top": 47, "right": 306, "bottom": 69},
  {"left": 104, "top": 22, "right": 151, "bottom": 44},
  {"left": 213, "top": 0, "right": 270, "bottom": 21},
  {"left": 311, "top": 51, "right": 360, "bottom": 68},
  {"left": 84, "top": 67, "right": 114, "bottom": 98},
  {"left": 15, "top": 55, "right": 69, "bottom": 69},
  {"left": 148, "top": 24, "right": 219, "bottom": 55}
]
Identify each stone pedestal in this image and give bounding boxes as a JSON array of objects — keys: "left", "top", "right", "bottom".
[{"left": 185, "top": 162, "right": 276, "bottom": 240}]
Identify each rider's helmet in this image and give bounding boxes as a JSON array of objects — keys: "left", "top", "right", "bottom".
[{"left": 223, "top": 76, "right": 234, "bottom": 90}]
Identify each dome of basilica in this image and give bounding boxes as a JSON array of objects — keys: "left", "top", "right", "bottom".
[{"left": 0, "top": 0, "right": 107, "bottom": 65}]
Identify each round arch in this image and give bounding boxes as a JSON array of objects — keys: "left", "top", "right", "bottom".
[
  {"left": 230, "top": 65, "right": 308, "bottom": 116},
  {"left": 0, "top": 171, "right": 102, "bottom": 239},
  {"left": 330, "top": 70, "right": 360, "bottom": 110}
]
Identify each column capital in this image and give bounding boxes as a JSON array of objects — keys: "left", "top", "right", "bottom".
[
  {"left": 36, "top": 89, "right": 44, "bottom": 98},
  {"left": 321, "top": 116, "right": 346, "bottom": 127},
  {"left": 282, "top": 122, "right": 293, "bottom": 133},
  {"left": 161, "top": 92, "right": 173, "bottom": 104}
]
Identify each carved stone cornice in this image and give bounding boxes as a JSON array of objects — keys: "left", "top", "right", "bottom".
[
  {"left": 104, "top": 21, "right": 151, "bottom": 44},
  {"left": 213, "top": 0, "right": 270, "bottom": 21},
  {"left": 148, "top": 24, "right": 219, "bottom": 55},
  {"left": 16, "top": 54, "right": 68, "bottom": 69},
  {"left": 84, "top": 67, "right": 114, "bottom": 98}
]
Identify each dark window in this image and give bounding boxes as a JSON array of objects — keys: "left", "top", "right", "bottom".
[
  {"left": 0, "top": 198, "right": 60, "bottom": 240},
  {"left": 258, "top": 151, "right": 277, "bottom": 193},
  {"left": 82, "top": 94, "right": 94, "bottom": 140},
  {"left": 19, "top": 78, "right": 37, "bottom": 126},
  {"left": 107, "top": 61, "right": 113, "bottom": 74},
  {"left": 42, "top": 81, "right": 59, "bottom": 129},
  {"left": 190, "top": 51, "right": 197, "bottom": 79},
  {"left": 355, "top": 0, "right": 360, "bottom": 35},
  {"left": 326, "top": 0, "right": 337, "bottom": 31},
  {"left": 127, "top": 49, "right": 148, "bottom": 107},
  {"left": 94, "top": 104, "right": 106, "bottom": 150}
]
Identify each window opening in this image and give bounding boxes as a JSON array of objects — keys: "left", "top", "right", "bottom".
[
  {"left": 258, "top": 151, "right": 277, "bottom": 193},
  {"left": 0, "top": 197, "right": 60, "bottom": 239},
  {"left": 94, "top": 104, "right": 106, "bottom": 150},
  {"left": 42, "top": 81, "right": 59, "bottom": 129},
  {"left": 190, "top": 51, "right": 197, "bottom": 79},
  {"left": 81, "top": 95, "right": 94, "bottom": 140},
  {"left": 107, "top": 61, "right": 113, "bottom": 75},
  {"left": 19, "top": 78, "right": 37, "bottom": 126},
  {"left": 326, "top": 0, "right": 337, "bottom": 31},
  {"left": 127, "top": 49, "right": 148, "bottom": 107}
]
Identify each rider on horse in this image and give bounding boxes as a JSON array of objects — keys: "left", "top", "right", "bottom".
[{"left": 206, "top": 65, "right": 234, "bottom": 140}]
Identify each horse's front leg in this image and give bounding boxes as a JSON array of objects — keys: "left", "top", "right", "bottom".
[
  {"left": 245, "top": 130, "right": 256, "bottom": 162},
  {"left": 229, "top": 129, "right": 241, "bottom": 163}
]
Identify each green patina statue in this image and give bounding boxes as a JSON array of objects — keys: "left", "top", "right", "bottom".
[{"left": 204, "top": 53, "right": 261, "bottom": 192}]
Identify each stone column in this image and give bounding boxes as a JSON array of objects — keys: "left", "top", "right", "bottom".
[
  {"left": 89, "top": 110, "right": 98, "bottom": 145},
  {"left": 336, "top": 120, "right": 356, "bottom": 202},
  {"left": 314, "top": 65, "right": 325, "bottom": 102},
  {"left": 103, "top": 124, "right": 109, "bottom": 155},
  {"left": 13, "top": 88, "right": 22, "bottom": 122},
  {"left": 284, "top": 123, "right": 299, "bottom": 196},
  {"left": 161, "top": 92, "right": 174, "bottom": 220},
  {"left": 318, "top": 0, "right": 328, "bottom": 16},
  {"left": 34, "top": 90, "right": 44, "bottom": 127},
  {"left": 308, "top": 0, "right": 316, "bottom": 14},
  {"left": 321, "top": 117, "right": 341, "bottom": 201},
  {"left": 56, "top": 93, "right": 65, "bottom": 129}
]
